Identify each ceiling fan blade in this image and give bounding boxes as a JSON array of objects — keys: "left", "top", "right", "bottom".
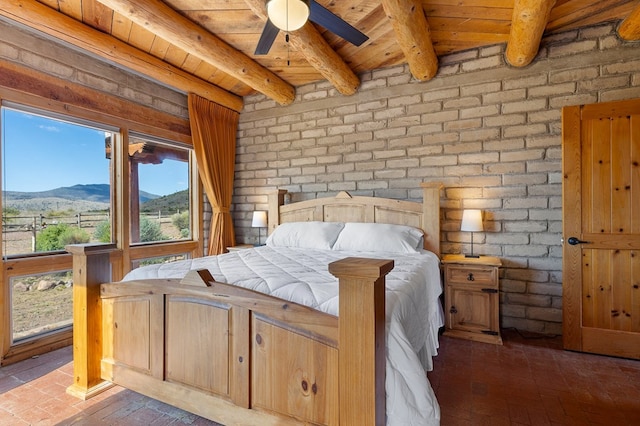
[
  {"left": 255, "top": 20, "right": 280, "bottom": 55},
  {"left": 309, "top": 0, "right": 369, "bottom": 46}
]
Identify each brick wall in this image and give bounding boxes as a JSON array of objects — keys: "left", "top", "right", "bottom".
[{"left": 235, "top": 22, "right": 640, "bottom": 335}]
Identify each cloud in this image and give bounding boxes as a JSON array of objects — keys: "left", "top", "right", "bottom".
[{"left": 38, "top": 125, "right": 61, "bottom": 133}]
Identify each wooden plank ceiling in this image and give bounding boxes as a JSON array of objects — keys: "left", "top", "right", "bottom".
[{"left": 2, "top": 0, "right": 640, "bottom": 110}]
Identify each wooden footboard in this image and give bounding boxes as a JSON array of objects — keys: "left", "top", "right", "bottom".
[{"left": 67, "top": 244, "right": 393, "bottom": 425}]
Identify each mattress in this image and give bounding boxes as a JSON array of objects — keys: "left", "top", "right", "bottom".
[{"left": 124, "top": 245, "right": 443, "bottom": 425}]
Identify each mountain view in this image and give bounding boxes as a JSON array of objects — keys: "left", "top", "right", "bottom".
[
  {"left": 2, "top": 184, "right": 187, "bottom": 213},
  {"left": 3, "top": 184, "right": 158, "bottom": 203}
]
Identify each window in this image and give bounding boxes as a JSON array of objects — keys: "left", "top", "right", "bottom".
[
  {"left": 1, "top": 104, "right": 115, "bottom": 342},
  {"left": 1, "top": 106, "right": 114, "bottom": 256},
  {"left": 11, "top": 270, "right": 72, "bottom": 342},
  {"left": 128, "top": 134, "right": 191, "bottom": 245}
]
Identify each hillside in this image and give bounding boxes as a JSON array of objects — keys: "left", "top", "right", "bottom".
[
  {"left": 3, "top": 184, "right": 158, "bottom": 203},
  {"left": 3, "top": 197, "right": 110, "bottom": 213},
  {"left": 1, "top": 184, "right": 189, "bottom": 214},
  {"left": 140, "top": 190, "right": 188, "bottom": 213}
]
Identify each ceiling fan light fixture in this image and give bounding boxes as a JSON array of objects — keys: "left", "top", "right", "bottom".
[{"left": 266, "top": 0, "right": 310, "bottom": 32}]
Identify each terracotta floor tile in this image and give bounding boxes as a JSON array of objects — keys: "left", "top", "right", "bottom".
[
  {"left": 508, "top": 402, "right": 533, "bottom": 424},
  {"left": 1, "top": 329, "right": 639, "bottom": 425},
  {"left": 439, "top": 413, "right": 472, "bottom": 425},
  {"left": 433, "top": 330, "right": 640, "bottom": 426},
  {"left": 525, "top": 408, "right": 552, "bottom": 426},
  {"left": 474, "top": 413, "right": 512, "bottom": 426},
  {"left": 0, "top": 408, "right": 29, "bottom": 426}
]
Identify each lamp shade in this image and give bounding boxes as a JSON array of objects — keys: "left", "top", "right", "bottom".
[
  {"left": 252, "top": 211, "right": 268, "bottom": 228},
  {"left": 267, "top": 0, "right": 310, "bottom": 31},
  {"left": 460, "top": 209, "right": 483, "bottom": 232}
]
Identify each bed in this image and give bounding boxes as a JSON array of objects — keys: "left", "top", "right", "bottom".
[{"left": 66, "top": 182, "right": 443, "bottom": 426}]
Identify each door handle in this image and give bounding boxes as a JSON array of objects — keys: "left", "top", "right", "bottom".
[{"left": 567, "top": 237, "right": 590, "bottom": 245}]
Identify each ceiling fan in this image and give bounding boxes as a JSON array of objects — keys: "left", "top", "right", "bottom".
[{"left": 255, "top": 0, "right": 369, "bottom": 55}]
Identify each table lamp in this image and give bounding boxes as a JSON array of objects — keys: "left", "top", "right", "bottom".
[
  {"left": 252, "top": 210, "right": 268, "bottom": 246},
  {"left": 461, "top": 209, "right": 483, "bottom": 258}
]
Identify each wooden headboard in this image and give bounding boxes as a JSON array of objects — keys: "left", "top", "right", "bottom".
[{"left": 267, "top": 182, "right": 442, "bottom": 258}]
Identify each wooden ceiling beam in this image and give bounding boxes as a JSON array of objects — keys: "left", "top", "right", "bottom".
[
  {"left": 505, "top": 0, "right": 556, "bottom": 67},
  {"left": 382, "top": 0, "right": 438, "bottom": 81},
  {"left": 618, "top": 2, "right": 640, "bottom": 40},
  {"left": 0, "top": 0, "right": 243, "bottom": 112},
  {"left": 97, "top": 0, "right": 295, "bottom": 105},
  {"left": 244, "top": 0, "right": 360, "bottom": 96},
  {"left": 289, "top": 24, "right": 360, "bottom": 95}
]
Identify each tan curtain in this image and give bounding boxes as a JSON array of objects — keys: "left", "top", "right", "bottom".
[{"left": 188, "top": 93, "right": 239, "bottom": 255}]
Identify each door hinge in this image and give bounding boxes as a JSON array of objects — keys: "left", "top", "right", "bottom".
[{"left": 481, "top": 288, "right": 498, "bottom": 293}]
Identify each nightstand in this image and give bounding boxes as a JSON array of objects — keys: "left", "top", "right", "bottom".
[
  {"left": 442, "top": 254, "right": 502, "bottom": 345},
  {"left": 226, "top": 244, "right": 254, "bottom": 252}
]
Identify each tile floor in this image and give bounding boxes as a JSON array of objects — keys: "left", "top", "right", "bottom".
[
  {"left": 428, "top": 329, "right": 640, "bottom": 425},
  {"left": 0, "top": 329, "right": 638, "bottom": 425},
  {"left": 0, "top": 346, "right": 221, "bottom": 426}
]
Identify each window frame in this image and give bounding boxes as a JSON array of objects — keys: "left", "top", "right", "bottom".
[
  {"left": 127, "top": 131, "right": 194, "bottom": 247},
  {"left": 1, "top": 102, "right": 118, "bottom": 257}
]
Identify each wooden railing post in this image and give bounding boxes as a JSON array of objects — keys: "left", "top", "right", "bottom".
[
  {"left": 66, "top": 243, "right": 117, "bottom": 400},
  {"left": 329, "top": 257, "right": 394, "bottom": 426}
]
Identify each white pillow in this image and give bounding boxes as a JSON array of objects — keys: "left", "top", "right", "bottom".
[
  {"left": 266, "top": 221, "right": 344, "bottom": 250},
  {"left": 332, "top": 222, "right": 424, "bottom": 253}
]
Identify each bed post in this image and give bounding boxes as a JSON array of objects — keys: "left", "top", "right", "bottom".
[
  {"left": 328, "top": 257, "right": 394, "bottom": 426},
  {"left": 66, "top": 243, "right": 117, "bottom": 400},
  {"left": 267, "top": 189, "right": 287, "bottom": 235},
  {"left": 421, "top": 182, "right": 442, "bottom": 258}
]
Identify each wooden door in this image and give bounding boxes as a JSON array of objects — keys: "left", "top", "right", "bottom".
[{"left": 562, "top": 99, "right": 640, "bottom": 359}]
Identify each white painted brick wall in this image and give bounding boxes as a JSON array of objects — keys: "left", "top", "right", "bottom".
[{"left": 236, "top": 22, "right": 640, "bottom": 335}]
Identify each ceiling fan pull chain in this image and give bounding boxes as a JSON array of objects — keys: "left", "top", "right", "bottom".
[{"left": 286, "top": 33, "right": 291, "bottom": 66}]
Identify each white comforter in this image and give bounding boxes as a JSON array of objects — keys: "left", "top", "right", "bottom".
[{"left": 124, "top": 246, "right": 443, "bottom": 425}]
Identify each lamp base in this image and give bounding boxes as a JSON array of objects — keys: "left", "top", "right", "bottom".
[{"left": 464, "top": 254, "right": 480, "bottom": 258}]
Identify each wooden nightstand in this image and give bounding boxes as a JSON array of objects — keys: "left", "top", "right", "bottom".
[
  {"left": 442, "top": 254, "right": 502, "bottom": 345},
  {"left": 226, "top": 244, "right": 254, "bottom": 252}
]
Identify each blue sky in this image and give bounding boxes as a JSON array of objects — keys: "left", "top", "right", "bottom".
[{"left": 1, "top": 108, "right": 188, "bottom": 196}]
